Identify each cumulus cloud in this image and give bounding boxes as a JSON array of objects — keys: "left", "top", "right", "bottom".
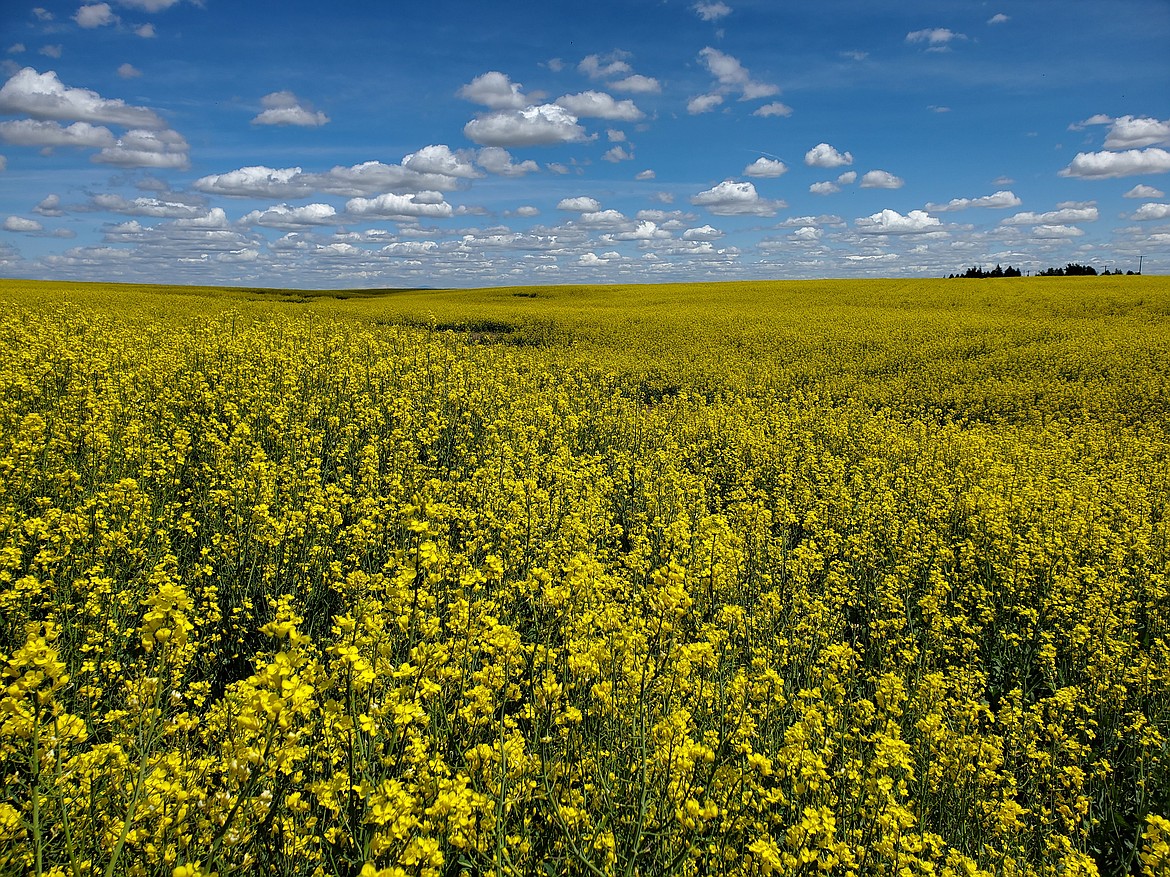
[
  {"left": 464, "top": 104, "right": 587, "bottom": 147},
  {"left": 744, "top": 157, "right": 787, "bottom": 177},
  {"left": 809, "top": 181, "right": 839, "bottom": 195},
  {"left": 135, "top": 23, "right": 155, "bottom": 37},
  {"left": 753, "top": 102, "right": 792, "bottom": 118},
  {"left": 698, "top": 47, "right": 778, "bottom": 100},
  {"left": 4, "top": 215, "right": 43, "bottom": 232},
  {"left": 557, "top": 196, "right": 602, "bottom": 212},
  {"left": 1125, "top": 184, "right": 1165, "bottom": 199},
  {"left": 194, "top": 165, "right": 309, "bottom": 198},
  {"left": 252, "top": 91, "right": 329, "bottom": 127},
  {"left": 458, "top": 71, "right": 529, "bottom": 110},
  {"left": 0, "top": 118, "right": 114, "bottom": 148},
  {"left": 116, "top": 0, "right": 185, "bottom": 10},
  {"left": 988, "top": 13, "right": 1009, "bottom": 24},
  {"left": 855, "top": 209, "right": 941, "bottom": 234},
  {"left": 1001, "top": 206, "right": 1098, "bottom": 225},
  {"left": 555, "top": 90, "right": 644, "bottom": 121},
  {"left": 682, "top": 224, "right": 723, "bottom": 240},
  {"left": 804, "top": 142, "right": 853, "bottom": 168},
  {"left": 475, "top": 146, "right": 539, "bottom": 176},
  {"left": 75, "top": 3, "right": 118, "bottom": 28},
  {"left": 837, "top": 171, "right": 857, "bottom": 185},
  {"left": 1059, "top": 148, "right": 1170, "bottom": 178},
  {"left": 578, "top": 53, "right": 632, "bottom": 80},
  {"left": 241, "top": 203, "right": 338, "bottom": 228},
  {"left": 690, "top": 179, "right": 782, "bottom": 215},
  {"left": 345, "top": 192, "right": 454, "bottom": 220},
  {"left": 0, "top": 67, "right": 166, "bottom": 128},
  {"left": 610, "top": 75, "right": 660, "bottom": 94},
  {"left": 401, "top": 144, "right": 479, "bottom": 179},
  {"left": 687, "top": 93, "right": 723, "bottom": 114},
  {"left": 1130, "top": 202, "right": 1170, "bottom": 221},
  {"left": 792, "top": 226, "right": 822, "bottom": 241},
  {"left": 1104, "top": 116, "right": 1170, "bottom": 150},
  {"left": 91, "top": 194, "right": 206, "bottom": 217},
  {"left": 905, "top": 28, "right": 966, "bottom": 48},
  {"left": 693, "top": 2, "right": 732, "bottom": 21},
  {"left": 859, "top": 169, "right": 904, "bottom": 189},
  {"left": 117, "top": 63, "right": 140, "bottom": 78},
  {"left": 635, "top": 169, "right": 655, "bottom": 180},
  {"left": 603, "top": 145, "right": 633, "bottom": 162},
  {"left": 1031, "top": 225, "right": 1084, "bottom": 239},
  {"left": 34, "top": 194, "right": 63, "bottom": 216},
  {"left": 93, "top": 127, "right": 189, "bottom": 168},
  {"left": 603, "top": 220, "right": 671, "bottom": 241},
  {"left": 926, "top": 190, "right": 1022, "bottom": 211},
  {"left": 578, "top": 210, "right": 628, "bottom": 227}
]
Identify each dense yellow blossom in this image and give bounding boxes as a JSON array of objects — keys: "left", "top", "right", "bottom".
[{"left": 0, "top": 276, "right": 1167, "bottom": 876}]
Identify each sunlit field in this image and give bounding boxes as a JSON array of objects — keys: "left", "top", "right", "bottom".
[{"left": 1, "top": 276, "right": 1168, "bottom": 877}]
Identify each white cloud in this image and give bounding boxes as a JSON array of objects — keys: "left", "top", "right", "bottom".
[
  {"left": 1001, "top": 206, "right": 1098, "bottom": 225},
  {"left": 464, "top": 104, "right": 587, "bottom": 147},
  {"left": 457, "top": 72, "right": 529, "bottom": 110},
  {"left": 604, "top": 220, "right": 671, "bottom": 241},
  {"left": 804, "top": 142, "right": 853, "bottom": 168},
  {"left": 610, "top": 75, "right": 660, "bottom": 94},
  {"left": 744, "top": 157, "right": 787, "bottom": 177},
  {"left": 0, "top": 118, "right": 114, "bottom": 148},
  {"left": 40, "top": 46, "right": 63, "bottom": 59},
  {"left": 687, "top": 93, "right": 723, "bottom": 114},
  {"left": 113, "top": 0, "right": 184, "bottom": 11},
  {"left": 859, "top": 169, "right": 904, "bottom": 189},
  {"left": 512, "top": 205, "right": 539, "bottom": 217},
  {"left": 682, "top": 224, "right": 723, "bottom": 240},
  {"left": 475, "top": 146, "right": 539, "bottom": 176},
  {"left": 926, "top": 190, "right": 1022, "bottom": 211},
  {"left": 1104, "top": 116, "right": 1170, "bottom": 150},
  {"left": 1059, "top": 148, "right": 1170, "bottom": 178},
  {"left": 345, "top": 192, "right": 454, "bottom": 219},
  {"left": 93, "top": 127, "right": 189, "bottom": 168},
  {"left": 578, "top": 53, "right": 633, "bottom": 80},
  {"left": 698, "top": 47, "right": 778, "bottom": 100},
  {"left": 1070, "top": 113, "right": 1112, "bottom": 130},
  {"left": 693, "top": 2, "right": 732, "bottom": 21},
  {"left": 906, "top": 28, "right": 966, "bottom": 48},
  {"left": 34, "top": 194, "right": 62, "bottom": 216},
  {"left": 0, "top": 67, "right": 165, "bottom": 128},
  {"left": 578, "top": 209, "right": 628, "bottom": 227},
  {"left": 401, "top": 144, "right": 479, "bottom": 179},
  {"left": 579, "top": 252, "right": 610, "bottom": 266},
  {"left": 75, "top": 4, "right": 118, "bottom": 28},
  {"left": 252, "top": 91, "right": 329, "bottom": 127},
  {"left": 837, "top": 171, "right": 857, "bottom": 185},
  {"left": 1131, "top": 202, "right": 1170, "bottom": 221},
  {"left": 792, "top": 226, "right": 822, "bottom": 241},
  {"left": 855, "top": 209, "right": 941, "bottom": 234},
  {"left": 691, "top": 179, "right": 781, "bottom": 216},
  {"left": 117, "top": 63, "right": 140, "bottom": 78},
  {"left": 557, "top": 196, "right": 602, "bottom": 212},
  {"left": 635, "top": 169, "right": 655, "bottom": 180},
  {"left": 241, "top": 203, "right": 338, "bottom": 228},
  {"left": 988, "top": 13, "right": 1009, "bottom": 24},
  {"left": 194, "top": 165, "right": 309, "bottom": 198},
  {"left": 4, "top": 215, "right": 43, "bottom": 232},
  {"left": 1125, "top": 184, "right": 1165, "bottom": 199},
  {"left": 174, "top": 207, "right": 229, "bottom": 229},
  {"left": 603, "top": 145, "right": 633, "bottom": 162},
  {"left": 91, "top": 194, "right": 205, "bottom": 217},
  {"left": 555, "top": 90, "right": 643, "bottom": 121},
  {"left": 809, "top": 181, "right": 839, "bottom": 195},
  {"left": 753, "top": 102, "right": 792, "bottom": 118},
  {"left": 1031, "top": 224, "right": 1084, "bottom": 239},
  {"left": 135, "top": 23, "right": 155, "bottom": 37}
]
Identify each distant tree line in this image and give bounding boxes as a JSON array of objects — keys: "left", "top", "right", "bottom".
[{"left": 949, "top": 262, "right": 1139, "bottom": 278}]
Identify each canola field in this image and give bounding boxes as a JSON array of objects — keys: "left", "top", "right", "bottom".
[{"left": 1, "top": 276, "right": 1168, "bottom": 877}]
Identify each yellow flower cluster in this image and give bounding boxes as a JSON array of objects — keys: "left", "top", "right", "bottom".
[{"left": 0, "top": 277, "right": 1167, "bottom": 876}]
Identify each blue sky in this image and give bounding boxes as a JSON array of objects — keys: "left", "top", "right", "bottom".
[{"left": 1, "top": 0, "right": 1169, "bottom": 287}]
